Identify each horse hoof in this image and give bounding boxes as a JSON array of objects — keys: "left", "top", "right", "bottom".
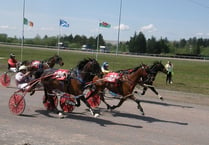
[
  {"left": 94, "top": 113, "right": 100, "bottom": 118},
  {"left": 158, "top": 95, "right": 164, "bottom": 101},
  {"left": 30, "top": 90, "right": 35, "bottom": 96},
  {"left": 58, "top": 112, "right": 64, "bottom": 119},
  {"left": 107, "top": 105, "right": 111, "bottom": 110},
  {"left": 110, "top": 105, "right": 116, "bottom": 110}
]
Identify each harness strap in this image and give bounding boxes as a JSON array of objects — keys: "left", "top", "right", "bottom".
[{"left": 124, "top": 93, "right": 133, "bottom": 98}]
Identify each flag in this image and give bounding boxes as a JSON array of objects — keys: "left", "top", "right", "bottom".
[
  {"left": 99, "top": 21, "right": 111, "bottom": 28},
  {"left": 24, "top": 18, "right": 28, "bottom": 25},
  {"left": 29, "top": 21, "right": 34, "bottom": 27},
  {"left": 60, "top": 19, "right": 69, "bottom": 27},
  {"left": 24, "top": 17, "right": 34, "bottom": 27}
]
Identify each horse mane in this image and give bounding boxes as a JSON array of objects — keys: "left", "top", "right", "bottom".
[
  {"left": 150, "top": 61, "right": 162, "bottom": 69},
  {"left": 48, "top": 54, "right": 59, "bottom": 61},
  {"left": 117, "top": 64, "right": 145, "bottom": 74},
  {"left": 131, "top": 64, "right": 145, "bottom": 72},
  {"left": 21, "top": 60, "right": 30, "bottom": 65},
  {"left": 77, "top": 58, "right": 94, "bottom": 70},
  {"left": 39, "top": 54, "right": 57, "bottom": 62}
]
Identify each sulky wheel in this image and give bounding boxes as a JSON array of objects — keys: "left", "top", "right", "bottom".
[
  {"left": 0, "top": 73, "right": 11, "bottom": 87},
  {"left": 86, "top": 91, "right": 101, "bottom": 108},
  {"left": 8, "top": 93, "right": 25, "bottom": 115},
  {"left": 60, "top": 94, "right": 75, "bottom": 113},
  {"left": 43, "top": 95, "right": 58, "bottom": 110}
]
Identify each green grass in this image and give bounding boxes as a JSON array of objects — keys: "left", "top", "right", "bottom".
[{"left": 1, "top": 44, "right": 209, "bottom": 96}]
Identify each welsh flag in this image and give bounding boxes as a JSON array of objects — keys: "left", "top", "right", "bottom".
[{"left": 99, "top": 21, "right": 111, "bottom": 28}]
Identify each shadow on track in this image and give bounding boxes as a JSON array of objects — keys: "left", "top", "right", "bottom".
[
  {"left": 65, "top": 112, "right": 142, "bottom": 128},
  {"left": 108, "top": 109, "right": 188, "bottom": 126},
  {"left": 34, "top": 110, "right": 60, "bottom": 118},
  {"left": 141, "top": 99, "right": 193, "bottom": 109}
]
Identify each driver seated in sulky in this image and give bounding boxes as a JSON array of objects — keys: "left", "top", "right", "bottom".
[
  {"left": 15, "top": 65, "right": 32, "bottom": 90},
  {"left": 101, "top": 62, "right": 110, "bottom": 74},
  {"left": 8, "top": 53, "right": 18, "bottom": 72}
]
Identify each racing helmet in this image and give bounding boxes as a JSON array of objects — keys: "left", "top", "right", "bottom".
[
  {"left": 10, "top": 53, "right": 15, "bottom": 58},
  {"left": 19, "top": 65, "right": 27, "bottom": 71},
  {"left": 103, "top": 62, "right": 109, "bottom": 67}
]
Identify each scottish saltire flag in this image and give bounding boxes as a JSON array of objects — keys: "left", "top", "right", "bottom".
[
  {"left": 60, "top": 19, "right": 69, "bottom": 27},
  {"left": 99, "top": 21, "right": 111, "bottom": 28}
]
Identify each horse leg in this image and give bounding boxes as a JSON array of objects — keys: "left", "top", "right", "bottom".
[
  {"left": 110, "top": 97, "right": 127, "bottom": 110},
  {"left": 149, "top": 86, "right": 163, "bottom": 100},
  {"left": 98, "top": 90, "right": 112, "bottom": 110},
  {"left": 48, "top": 94, "right": 64, "bottom": 118},
  {"left": 129, "top": 95, "right": 145, "bottom": 115},
  {"left": 141, "top": 87, "right": 148, "bottom": 95},
  {"left": 87, "top": 89, "right": 112, "bottom": 110},
  {"left": 75, "top": 98, "right": 81, "bottom": 107},
  {"left": 79, "top": 95, "right": 99, "bottom": 117},
  {"left": 43, "top": 88, "right": 48, "bottom": 104},
  {"left": 44, "top": 88, "right": 63, "bottom": 118}
]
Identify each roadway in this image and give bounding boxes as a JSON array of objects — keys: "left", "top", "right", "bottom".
[{"left": 0, "top": 80, "right": 209, "bottom": 145}]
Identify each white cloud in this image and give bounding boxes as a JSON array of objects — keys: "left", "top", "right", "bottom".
[
  {"left": 0, "top": 25, "right": 16, "bottom": 30},
  {"left": 196, "top": 32, "right": 204, "bottom": 36},
  {"left": 0, "top": 25, "right": 9, "bottom": 29},
  {"left": 140, "top": 24, "right": 157, "bottom": 33},
  {"left": 114, "top": 24, "right": 130, "bottom": 30},
  {"left": 195, "top": 32, "right": 209, "bottom": 37}
]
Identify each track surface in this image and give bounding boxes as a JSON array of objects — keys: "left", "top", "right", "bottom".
[{"left": 0, "top": 81, "right": 209, "bottom": 145}]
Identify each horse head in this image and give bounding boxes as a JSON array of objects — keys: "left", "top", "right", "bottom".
[
  {"left": 47, "top": 54, "right": 64, "bottom": 68},
  {"left": 77, "top": 58, "right": 102, "bottom": 82},
  {"left": 150, "top": 61, "right": 167, "bottom": 74}
]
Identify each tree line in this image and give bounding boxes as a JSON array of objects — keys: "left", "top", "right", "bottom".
[{"left": 0, "top": 32, "right": 209, "bottom": 56}]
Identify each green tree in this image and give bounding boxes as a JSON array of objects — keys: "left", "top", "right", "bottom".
[
  {"left": 147, "top": 36, "right": 157, "bottom": 53},
  {"left": 96, "top": 34, "right": 105, "bottom": 46},
  {"left": 128, "top": 32, "right": 146, "bottom": 53},
  {"left": 0, "top": 33, "right": 7, "bottom": 42}
]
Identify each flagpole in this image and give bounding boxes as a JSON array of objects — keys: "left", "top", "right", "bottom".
[
  {"left": 116, "top": 0, "right": 122, "bottom": 56},
  {"left": 21, "top": 0, "right": 25, "bottom": 61},
  {"left": 57, "top": 20, "right": 61, "bottom": 55},
  {"left": 96, "top": 21, "right": 100, "bottom": 60}
]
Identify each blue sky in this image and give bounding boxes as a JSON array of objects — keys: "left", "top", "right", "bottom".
[{"left": 1, "top": 0, "right": 209, "bottom": 41}]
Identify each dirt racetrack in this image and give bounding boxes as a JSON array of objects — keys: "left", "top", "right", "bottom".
[{"left": 0, "top": 80, "right": 209, "bottom": 145}]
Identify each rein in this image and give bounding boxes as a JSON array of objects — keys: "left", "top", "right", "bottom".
[{"left": 149, "top": 64, "right": 159, "bottom": 74}]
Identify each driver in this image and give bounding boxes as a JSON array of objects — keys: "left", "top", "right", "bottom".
[
  {"left": 8, "top": 53, "right": 18, "bottom": 72},
  {"left": 101, "top": 62, "right": 110, "bottom": 74},
  {"left": 15, "top": 65, "right": 32, "bottom": 90}
]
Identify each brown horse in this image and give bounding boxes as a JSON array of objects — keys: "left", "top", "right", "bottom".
[
  {"left": 21, "top": 54, "right": 64, "bottom": 78},
  {"left": 40, "top": 58, "right": 102, "bottom": 117},
  {"left": 86, "top": 64, "right": 148, "bottom": 115},
  {"left": 117, "top": 61, "right": 167, "bottom": 100}
]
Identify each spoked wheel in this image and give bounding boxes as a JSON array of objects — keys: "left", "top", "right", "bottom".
[
  {"left": 86, "top": 90, "right": 101, "bottom": 108},
  {"left": 8, "top": 93, "right": 25, "bottom": 115},
  {"left": 60, "top": 94, "right": 76, "bottom": 113},
  {"left": 0, "top": 73, "right": 11, "bottom": 87},
  {"left": 43, "top": 95, "right": 58, "bottom": 110}
]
